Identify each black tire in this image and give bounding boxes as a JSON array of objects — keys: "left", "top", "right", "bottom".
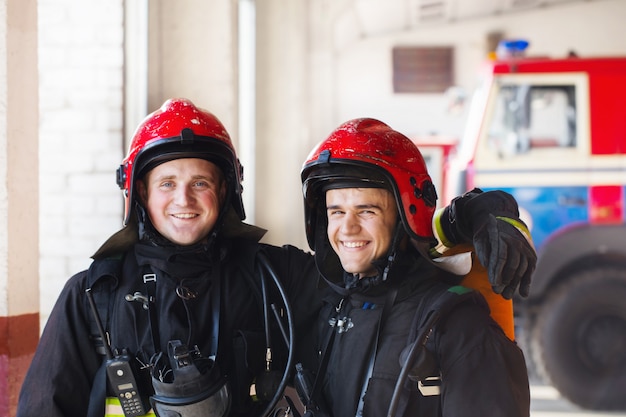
[
  {"left": 535, "top": 267, "right": 626, "bottom": 410},
  {"left": 519, "top": 311, "right": 547, "bottom": 384}
]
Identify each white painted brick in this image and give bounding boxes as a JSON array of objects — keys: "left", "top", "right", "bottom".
[
  {"left": 68, "top": 172, "right": 118, "bottom": 192},
  {"left": 37, "top": 47, "right": 69, "bottom": 68},
  {"left": 66, "top": 233, "right": 102, "bottom": 255},
  {"left": 45, "top": 68, "right": 99, "bottom": 89},
  {"left": 95, "top": 198, "right": 123, "bottom": 217},
  {"left": 37, "top": 4, "right": 68, "bottom": 27},
  {"left": 67, "top": 1, "right": 120, "bottom": 22},
  {"left": 67, "top": 48, "right": 105, "bottom": 68},
  {"left": 95, "top": 70, "right": 124, "bottom": 88},
  {"left": 94, "top": 218, "right": 123, "bottom": 238},
  {"left": 39, "top": 215, "right": 66, "bottom": 236},
  {"left": 40, "top": 194, "right": 69, "bottom": 216},
  {"left": 96, "top": 28, "right": 124, "bottom": 45},
  {"left": 41, "top": 26, "right": 74, "bottom": 45},
  {"left": 66, "top": 195, "right": 96, "bottom": 215},
  {"left": 69, "top": 216, "right": 104, "bottom": 237},
  {"left": 44, "top": 153, "right": 94, "bottom": 174},
  {"left": 40, "top": 108, "right": 96, "bottom": 131},
  {"left": 38, "top": 0, "right": 125, "bottom": 324},
  {"left": 42, "top": 235, "right": 74, "bottom": 257},
  {"left": 94, "top": 48, "right": 124, "bottom": 68},
  {"left": 39, "top": 257, "right": 66, "bottom": 278},
  {"left": 94, "top": 155, "right": 123, "bottom": 173},
  {"left": 64, "top": 135, "right": 108, "bottom": 153},
  {"left": 67, "top": 92, "right": 122, "bottom": 110}
]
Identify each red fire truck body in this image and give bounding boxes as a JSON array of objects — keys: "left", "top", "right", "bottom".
[{"left": 427, "top": 52, "right": 626, "bottom": 410}]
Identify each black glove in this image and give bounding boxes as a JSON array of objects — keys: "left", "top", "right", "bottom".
[{"left": 439, "top": 189, "right": 537, "bottom": 299}]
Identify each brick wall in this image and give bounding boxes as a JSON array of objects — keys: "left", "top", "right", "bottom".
[{"left": 38, "top": 0, "right": 124, "bottom": 326}]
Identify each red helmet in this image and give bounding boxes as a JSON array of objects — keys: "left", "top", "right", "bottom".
[
  {"left": 301, "top": 118, "right": 437, "bottom": 250},
  {"left": 116, "top": 98, "right": 244, "bottom": 225}
]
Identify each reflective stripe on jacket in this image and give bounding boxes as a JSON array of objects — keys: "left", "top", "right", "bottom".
[{"left": 104, "top": 397, "right": 156, "bottom": 417}]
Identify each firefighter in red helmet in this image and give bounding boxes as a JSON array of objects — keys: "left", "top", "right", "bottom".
[
  {"left": 297, "top": 118, "right": 531, "bottom": 417},
  {"left": 18, "top": 100, "right": 534, "bottom": 417},
  {"left": 17, "top": 98, "right": 318, "bottom": 417}
]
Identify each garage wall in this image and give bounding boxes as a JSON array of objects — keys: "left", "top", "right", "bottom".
[{"left": 330, "top": 0, "right": 626, "bottom": 141}]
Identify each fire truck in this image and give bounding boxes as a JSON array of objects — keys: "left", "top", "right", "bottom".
[{"left": 422, "top": 42, "right": 626, "bottom": 411}]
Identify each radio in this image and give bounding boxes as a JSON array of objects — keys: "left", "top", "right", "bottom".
[
  {"left": 87, "top": 288, "right": 150, "bottom": 417},
  {"left": 106, "top": 352, "right": 149, "bottom": 416}
]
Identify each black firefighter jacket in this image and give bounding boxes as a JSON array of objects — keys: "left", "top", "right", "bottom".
[
  {"left": 310, "top": 250, "right": 531, "bottom": 417},
  {"left": 16, "top": 232, "right": 319, "bottom": 417}
]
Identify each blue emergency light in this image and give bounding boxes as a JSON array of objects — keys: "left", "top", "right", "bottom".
[{"left": 496, "top": 39, "right": 530, "bottom": 59}]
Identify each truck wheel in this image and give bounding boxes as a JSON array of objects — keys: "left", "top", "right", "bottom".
[
  {"left": 535, "top": 267, "right": 626, "bottom": 410},
  {"left": 520, "top": 311, "right": 547, "bottom": 384}
]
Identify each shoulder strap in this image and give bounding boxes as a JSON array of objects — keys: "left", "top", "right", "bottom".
[
  {"left": 406, "top": 285, "right": 475, "bottom": 344},
  {"left": 356, "top": 286, "right": 398, "bottom": 415},
  {"left": 86, "top": 255, "right": 124, "bottom": 355},
  {"left": 85, "top": 256, "right": 124, "bottom": 417},
  {"left": 387, "top": 285, "right": 477, "bottom": 417},
  {"left": 418, "top": 285, "right": 475, "bottom": 331}
]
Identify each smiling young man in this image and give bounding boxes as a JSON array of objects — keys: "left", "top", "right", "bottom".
[
  {"left": 137, "top": 158, "right": 226, "bottom": 246},
  {"left": 16, "top": 98, "right": 320, "bottom": 417},
  {"left": 299, "top": 118, "right": 531, "bottom": 417},
  {"left": 326, "top": 187, "right": 398, "bottom": 278}
]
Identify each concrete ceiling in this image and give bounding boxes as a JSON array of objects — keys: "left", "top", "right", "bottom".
[{"left": 350, "top": 0, "right": 590, "bottom": 37}]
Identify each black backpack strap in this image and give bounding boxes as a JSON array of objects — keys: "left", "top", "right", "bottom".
[
  {"left": 387, "top": 285, "right": 477, "bottom": 417},
  {"left": 412, "top": 285, "right": 476, "bottom": 340},
  {"left": 294, "top": 291, "right": 342, "bottom": 415},
  {"left": 86, "top": 256, "right": 124, "bottom": 355},
  {"left": 85, "top": 256, "right": 124, "bottom": 417},
  {"left": 87, "top": 358, "right": 108, "bottom": 417}
]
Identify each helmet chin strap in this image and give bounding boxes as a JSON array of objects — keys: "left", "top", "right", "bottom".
[
  {"left": 380, "top": 220, "right": 406, "bottom": 283},
  {"left": 136, "top": 203, "right": 166, "bottom": 246},
  {"left": 350, "top": 220, "right": 406, "bottom": 291}
]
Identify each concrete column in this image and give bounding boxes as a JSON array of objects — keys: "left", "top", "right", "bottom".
[
  {"left": 146, "top": 0, "right": 238, "bottom": 136},
  {"left": 254, "top": 0, "right": 310, "bottom": 249},
  {"left": 0, "top": 0, "right": 39, "bottom": 416}
]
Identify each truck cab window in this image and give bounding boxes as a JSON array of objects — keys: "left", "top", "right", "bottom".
[{"left": 488, "top": 84, "right": 576, "bottom": 158}]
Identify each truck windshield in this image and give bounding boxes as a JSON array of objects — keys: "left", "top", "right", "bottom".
[{"left": 487, "top": 83, "right": 576, "bottom": 158}]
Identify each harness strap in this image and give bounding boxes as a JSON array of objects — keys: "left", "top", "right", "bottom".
[
  {"left": 305, "top": 294, "right": 343, "bottom": 413},
  {"left": 387, "top": 285, "right": 476, "bottom": 417},
  {"left": 210, "top": 262, "right": 221, "bottom": 359},
  {"left": 355, "top": 286, "right": 398, "bottom": 416},
  {"left": 141, "top": 258, "right": 221, "bottom": 359},
  {"left": 142, "top": 270, "right": 160, "bottom": 354},
  {"left": 87, "top": 360, "right": 108, "bottom": 417},
  {"left": 86, "top": 257, "right": 123, "bottom": 417},
  {"left": 87, "top": 257, "right": 123, "bottom": 355}
]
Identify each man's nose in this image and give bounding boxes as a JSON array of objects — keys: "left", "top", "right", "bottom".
[
  {"left": 174, "top": 186, "right": 193, "bottom": 205},
  {"left": 340, "top": 212, "right": 360, "bottom": 233}
]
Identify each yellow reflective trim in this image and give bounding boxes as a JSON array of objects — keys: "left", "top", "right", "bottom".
[
  {"left": 433, "top": 207, "right": 455, "bottom": 248},
  {"left": 495, "top": 216, "right": 535, "bottom": 249},
  {"left": 105, "top": 397, "right": 156, "bottom": 417}
]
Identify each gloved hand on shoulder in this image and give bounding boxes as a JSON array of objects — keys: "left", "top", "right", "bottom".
[{"left": 435, "top": 188, "right": 537, "bottom": 299}]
